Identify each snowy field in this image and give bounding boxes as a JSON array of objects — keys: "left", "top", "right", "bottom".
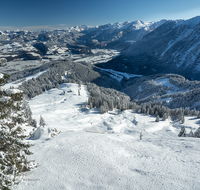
[
  {"left": 99, "top": 68, "right": 142, "bottom": 82},
  {"left": 11, "top": 83, "right": 200, "bottom": 190},
  {"left": 74, "top": 49, "right": 120, "bottom": 65}
]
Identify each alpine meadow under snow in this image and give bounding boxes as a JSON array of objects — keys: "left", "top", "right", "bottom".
[{"left": 1, "top": 16, "right": 200, "bottom": 190}]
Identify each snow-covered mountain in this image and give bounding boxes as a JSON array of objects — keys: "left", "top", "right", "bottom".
[
  {"left": 0, "top": 19, "right": 166, "bottom": 49},
  {"left": 76, "top": 19, "right": 167, "bottom": 49},
  {"left": 98, "top": 16, "right": 200, "bottom": 80}
]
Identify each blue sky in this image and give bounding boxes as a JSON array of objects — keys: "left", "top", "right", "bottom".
[{"left": 0, "top": 0, "right": 200, "bottom": 30}]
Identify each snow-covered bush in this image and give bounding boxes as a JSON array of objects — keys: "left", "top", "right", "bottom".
[{"left": 29, "top": 116, "right": 60, "bottom": 140}]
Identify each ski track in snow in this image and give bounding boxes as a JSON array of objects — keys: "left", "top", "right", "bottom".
[{"left": 12, "top": 83, "right": 200, "bottom": 190}]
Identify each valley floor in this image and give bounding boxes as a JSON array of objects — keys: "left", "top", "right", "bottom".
[{"left": 12, "top": 83, "right": 200, "bottom": 190}]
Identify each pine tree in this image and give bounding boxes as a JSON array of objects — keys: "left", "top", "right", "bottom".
[
  {"left": 188, "top": 129, "right": 194, "bottom": 137},
  {"left": 146, "top": 108, "right": 149, "bottom": 116},
  {"left": 100, "top": 105, "right": 105, "bottom": 114},
  {"left": 155, "top": 115, "right": 159, "bottom": 122},
  {"left": 140, "top": 132, "right": 143, "bottom": 140},
  {"left": 178, "top": 126, "right": 186, "bottom": 137},
  {"left": 162, "top": 113, "right": 167, "bottom": 121},
  {"left": 0, "top": 74, "right": 36, "bottom": 190},
  {"left": 31, "top": 119, "right": 37, "bottom": 128},
  {"left": 181, "top": 115, "right": 185, "bottom": 124},
  {"left": 194, "top": 127, "right": 200, "bottom": 138},
  {"left": 56, "top": 83, "right": 60, "bottom": 89},
  {"left": 197, "top": 112, "right": 200, "bottom": 119},
  {"left": 22, "top": 97, "right": 33, "bottom": 125},
  {"left": 90, "top": 102, "right": 93, "bottom": 109},
  {"left": 39, "top": 115, "right": 46, "bottom": 127}
]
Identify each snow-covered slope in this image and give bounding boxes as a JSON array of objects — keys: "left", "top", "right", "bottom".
[{"left": 12, "top": 83, "right": 200, "bottom": 190}]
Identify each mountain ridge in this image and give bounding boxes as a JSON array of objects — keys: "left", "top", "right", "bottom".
[{"left": 97, "top": 16, "right": 200, "bottom": 80}]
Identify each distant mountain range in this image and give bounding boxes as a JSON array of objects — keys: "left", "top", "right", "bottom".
[
  {"left": 2, "top": 17, "right": 200, "bottom": 81},
  {"left": 0, "top": 19, "right": 167, "bottom": 48},
  {"left": 1, "top": 16, "right": 200, "bottom": 81},
  {"left": 97, "top": 16, "right": 200, "bottom": 80}
]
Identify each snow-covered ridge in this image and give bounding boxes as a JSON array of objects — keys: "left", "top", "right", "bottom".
[
  {"left": 64, "top": 19, "right": 167, "bottom": 33},
  {"left": 177, "top": 16, "right": 200, "bottom": 27}
]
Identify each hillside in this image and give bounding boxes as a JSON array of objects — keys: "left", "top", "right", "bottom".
[{"left": 10, "top": 82, "right": 200, "bottom": 190}]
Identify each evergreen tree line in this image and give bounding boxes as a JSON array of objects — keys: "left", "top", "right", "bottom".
[
  {"left": 134, "top": 101, "right": 200, "bottom": 122},
  {"left": 86, "top": 83, "right": 200, "bottom": 123},
  {"left": 86, "top": 83, "right": 130, "bottom": 114},
  {"left": 178, "top": 126, "right": 200, "bottom": 138},
  {"left": 0, "top": 75, "right": 36, "bottom": 190}
]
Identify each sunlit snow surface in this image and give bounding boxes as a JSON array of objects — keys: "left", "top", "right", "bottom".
[
  {"left": 12, "top": 83, "right": 200, "bottom": 190},
  {"left": 0, "top": 73, "right": 3, "bottom": 79},
  {"left": 74, "top": 49, "right": 120, "bottom": 64},
  {"left": 99, "top": 68, "right": 142, "bottom": 82}
]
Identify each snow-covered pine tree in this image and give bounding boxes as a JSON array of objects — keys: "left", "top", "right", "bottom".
[
  {"left": 140, "top": 132, "right": 143, "bottom": 140},
  {"left": 197, "top": 112, "right": 200, "bottom": 119},
  {"left": 146, "top": 108, "right": 149, "bottom": 116},
  {"left": 56, "top": 83, "right": 60, "bottom": 89},
  {"left": 39, "top": 115, "right": 46, "bottom": 127},
  {"left": 188, "top": 129, "right": 194, "bottom": 137},
  {"left": 0, "top": 73, "right": 36, "bottom": 190},
  {"left": 100, "top": 105, "right": 105, "bottom": 114},
  {"left": 90, "top": 102, "right": 93, "bottom": 109},
  {"left": 22, "top": 96, "right": 33, "bottom": 125},
  {"left": 78, "top": 82, "right": 81, "bottom": 89},
  {"left": 162, "top": 113, "right": 167, "bottom": 121},
  {"left": 155, "top": 115, "right": 160, "bottom": 122},
  {"left": 178, "top": 126, "right": 186, "bottom": 137},
  {"left": 194, "top": 127, "right": 200, "bottom": 138},
  {"left": 181, "top": 115, "right": 185, "bottom": 124},
  {"left": 31, "top": 119, "right": 37, "bottom": 128}
]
